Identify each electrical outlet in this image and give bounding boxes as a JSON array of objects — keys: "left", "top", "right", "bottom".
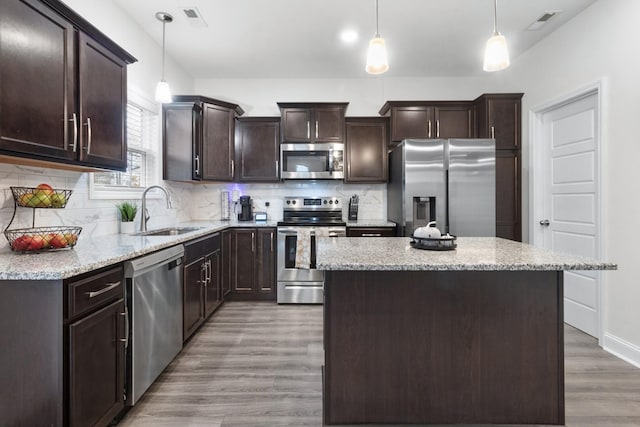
[{"left": 265, "top": 201, "right": 270, "bottom": 207}]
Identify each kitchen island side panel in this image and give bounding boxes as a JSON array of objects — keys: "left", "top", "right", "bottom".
[
  {"left": 0, "top": 280, "right": 63, "bottom": 427},
  {"left": 323, "top": 270, "right": 564, "bottom": 426}
]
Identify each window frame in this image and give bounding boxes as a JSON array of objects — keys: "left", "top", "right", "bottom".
[{"left": 89, "top": 87, "right": 162, "bottom": 200}]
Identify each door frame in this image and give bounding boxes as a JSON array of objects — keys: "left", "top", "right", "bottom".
[{"left": 529, "top": 79, "right": 606, "bottom": 343}]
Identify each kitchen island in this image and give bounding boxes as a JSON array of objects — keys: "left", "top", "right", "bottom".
[{"left": 316, "top": 237, "right": 616, "bottom": 426}]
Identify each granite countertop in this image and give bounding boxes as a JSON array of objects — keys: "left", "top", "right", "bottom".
[
  {"left": 346, "top": 220, "right": 396, "bottom": 227},
  {"left": 0, "top": 220, "right": 278, "bottom": 281},
  {"left": 316, "top": 236, "right": 617, "bottom": 271}
]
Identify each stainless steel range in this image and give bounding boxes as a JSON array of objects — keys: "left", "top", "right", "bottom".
[{"left": 277, "top": 196, "right": 346, "bottom": 304}]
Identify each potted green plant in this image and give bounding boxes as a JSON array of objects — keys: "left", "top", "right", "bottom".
[{"left": 116, "top": 201, "right": 138, "bottom": 234}]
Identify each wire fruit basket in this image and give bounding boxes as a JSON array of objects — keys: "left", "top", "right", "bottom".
[
  {"left": 4, "top": 185, "right": 82, "bottom": 252},
  {"left": 11, "top": 186, "right": 72, "bottom": 208},
  {"left": 5, "top": 226, "right": 82, "bottom": 252}
]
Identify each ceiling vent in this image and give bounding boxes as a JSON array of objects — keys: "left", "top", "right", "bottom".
[
  {"left": 182, "top": 7, "right": 208, "bottom": 28},
  {"left": 527, "top": 11, "right": 560, "bottom": 31}
]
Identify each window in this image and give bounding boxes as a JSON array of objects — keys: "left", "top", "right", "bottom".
[{"left": 90, "top": 93, "right": 159, "bottom": 199}]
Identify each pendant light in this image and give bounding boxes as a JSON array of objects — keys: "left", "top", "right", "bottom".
[
  {"left": 483, "top": 0, "right": 510, "bottom": 72},
  {"left": 365, "top": 0, "right": 389, "bottom": 75},
  {"left": 155, "top": 12, "right": 173, "bottom": 103}
]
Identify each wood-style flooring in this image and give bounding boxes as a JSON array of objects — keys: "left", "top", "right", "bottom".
[{"left": 118, "top": 302, "right": 640, "bottom": 427}]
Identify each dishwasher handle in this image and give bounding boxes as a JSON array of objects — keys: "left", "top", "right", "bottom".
[{"left": 124, "top": 245, "right": 185, "bottom": 278}]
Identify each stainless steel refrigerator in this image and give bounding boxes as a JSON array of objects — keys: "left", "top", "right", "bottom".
[{"left": 387, "top": 139, "right": 495, "bottom": 237}]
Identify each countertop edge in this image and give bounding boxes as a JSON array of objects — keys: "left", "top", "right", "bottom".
[{"left": 0, "top": 221, "right": 277, "bottom": 281}]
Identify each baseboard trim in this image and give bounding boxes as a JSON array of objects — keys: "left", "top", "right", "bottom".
[{"left": 603, "top": 332, "right": 640, "bottom": 368}]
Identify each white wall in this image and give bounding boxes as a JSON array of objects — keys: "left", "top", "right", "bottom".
[
  {"left": 62, "top": 0, "right": 193, "bottom": 98},
  {"left": 195, "top": 77, "right": 491, "bottom": 116},
  {"left": 495, "top": 0, "right": 640, "bottom": 365}
]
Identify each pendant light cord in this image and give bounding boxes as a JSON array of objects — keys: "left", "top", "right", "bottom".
[
  {"left": 375, "top": 0, "right": 380, "bottom": 38},
  {"left": 161, "top": 20, "right": 166, "bottom": 81},
  {"left": 493, "top": 0, "right": 499, "bottom": 34}
]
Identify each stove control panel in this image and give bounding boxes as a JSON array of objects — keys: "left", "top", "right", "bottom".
[{"left": 284, "top": 196, "right": 341, "bottom": 210}]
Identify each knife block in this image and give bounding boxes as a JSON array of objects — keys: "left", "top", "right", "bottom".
[{"left": 348, "top": 201, "right": 358, "bottom": 221}]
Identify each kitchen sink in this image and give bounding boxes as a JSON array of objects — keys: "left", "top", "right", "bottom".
[{"left": 135, "top": 226, "right": 204, "bottom": 237}]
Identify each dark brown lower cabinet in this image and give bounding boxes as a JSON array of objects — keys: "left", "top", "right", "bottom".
[
  {"left": 69, "top": 299, "right": 125, "bottom": 427},
  {"left": 221, "top": 229, "right": 232, "bottom": 297},
  {"left": 183, "top": 233, "right": 222, "bottom": 341},
  {"left": 183, "top": 255, "right": 206, "bottom": 340},
  {"left": 230, "top": 228, "right": 276, "bottom": 300},
  {"left": 65, "top": 264, "right": 126, "bottom": 427}
]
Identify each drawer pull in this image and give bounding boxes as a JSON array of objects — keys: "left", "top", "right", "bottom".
[
  {"left": 86, "top": 281, "right": 120, "bottom": 298},
  {"left": 362, "top": 233, "right": 382, "bottom": 237}
]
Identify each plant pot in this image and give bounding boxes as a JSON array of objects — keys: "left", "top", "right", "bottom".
[{"left": 120, "top": 221, "right": 135, "bottom": 234}]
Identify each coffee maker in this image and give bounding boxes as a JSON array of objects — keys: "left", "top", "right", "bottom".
[{"left": 238, "top": 196, "right": 252, "bottom": 221}]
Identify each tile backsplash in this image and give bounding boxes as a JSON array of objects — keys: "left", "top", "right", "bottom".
[
  {"left": 0, "top": 162, "right": 193, "bottom": 253},
  {"left": 0, "top": 161, "right": 388, "bottom": 252},
  {"left": 191, "top": 181, "right": 387, "bottom": 222}
]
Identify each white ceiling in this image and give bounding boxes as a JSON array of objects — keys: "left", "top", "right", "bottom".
[{"left": 112, "top": 0, "right": 597, "bottom": 79}]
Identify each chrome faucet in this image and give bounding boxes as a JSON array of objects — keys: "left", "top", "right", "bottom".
[{"left": 140, "top": 186, "right": 173, "bottom": 232}]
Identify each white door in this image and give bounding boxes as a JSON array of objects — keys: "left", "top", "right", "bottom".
[{"left": 539, "top": 92, "right": 601, "bottom": 338}]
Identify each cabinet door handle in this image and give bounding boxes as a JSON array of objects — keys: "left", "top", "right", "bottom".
[
  {"left": 307, "top": 121, "right": 310, "bottom": 139},
  {"left": 231, "top": 160, "right": 235, "bottom": 178},
  {"left": 69, "top": 113, "right": 78, "bottom": 152},
  {"left": 200, "top": 262, "right": 207, "bottom": 286},
  {"left": 207, "top": 260, "right": 212, "bottom": 284},
  {"left": 275, "top": 160, "right": 279, "bottom": 176},
  {"left": 491, "top": 126, "right": 495, "bottom": 139},
  {"left": 84, "top": 117, "right": 92, "bottom": 154},
  {"left": 195, "top": 154, "right": 200, "bottom": 175},
  {"left": 270, "top": 231, "right": 274, "bottom": 252},
  {"left": 427, "top": 120, "right": 432, "bottom": 138},
  {"left": 252, "top": 232, "right": 255, "bottom": 253},
  {"left": 315, "top": 120, "right": 319, "bottom": 139},
  {"left": 120, "top": 308, "right": 129, "bottom": 347},
  {"left": 86, "top": 281, "right": 120, "bottom": 298},
  {"left": 436, "top": 119, "right": 440, "bottom": 138},
  {"left": 514, "top": 156, "right": 519, "bottom": 220},
  {"left": 514, "top": 104, "right": 519, "bottom": 147}
]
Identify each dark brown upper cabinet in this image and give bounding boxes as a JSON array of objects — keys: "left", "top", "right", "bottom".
[
  {"left": 0, "top": 0, "right": 135, "bottom": 171},
  {"left": 236, "top": 117, "right": 281, "bottom": 182},
  {"left": 163, "top": 95, "right": 244, "bottom": 182},
  {"left": 379, "top": 101, "right": 472, "bottom": 144},
  {"left": 345, "top": 117, "right": 389, "bottom": 183},
  {"left": 278, "top": 102, "right": 348, "bottom": 143},
  {"left": 473, "top": 93, "right": 523, "bottom": 150},
  {"left": 473, "top": 93, "right": 524, "bottom": 241}
]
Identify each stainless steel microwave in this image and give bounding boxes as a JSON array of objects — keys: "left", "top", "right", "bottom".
[{"left": 280, "top": 143, "right": 344, "bottom": 179}]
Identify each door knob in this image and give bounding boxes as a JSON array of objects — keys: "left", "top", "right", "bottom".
[{"left": 539, "top": 219, "right": 550, "bottom": 226}]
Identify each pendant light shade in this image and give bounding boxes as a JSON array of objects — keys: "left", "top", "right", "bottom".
[
  {"left": 155, "top": 12, "right": 173, "bottom": 103},
  {"left": 483, "top": 0, "right": 510, "bottom": 72},
  {"left": 155, "top": 81, "right": 172, "bottom": 103},
  {"left": 366, "top": 0, "right": 389, "bottom": 75}
]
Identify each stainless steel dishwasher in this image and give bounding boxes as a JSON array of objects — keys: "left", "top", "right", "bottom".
[{"left": 124, "top": 244, "right": 184, "bottom": 406}]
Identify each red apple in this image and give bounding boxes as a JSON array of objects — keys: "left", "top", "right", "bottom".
[
  {"left": 36, "top": 183, "right": 54, "bottom": 195},
  {"left": 12, "top": 236, "right": 31, "bottom": 251},
  {"left": 49, "top": 233, "right": 68, "bottom": 249},
  {"left": 12, "top": 235, "right": 45, "bottom": 251},
  {"left": 27, "top": 235, "right": 45, "bottom": 250}
]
